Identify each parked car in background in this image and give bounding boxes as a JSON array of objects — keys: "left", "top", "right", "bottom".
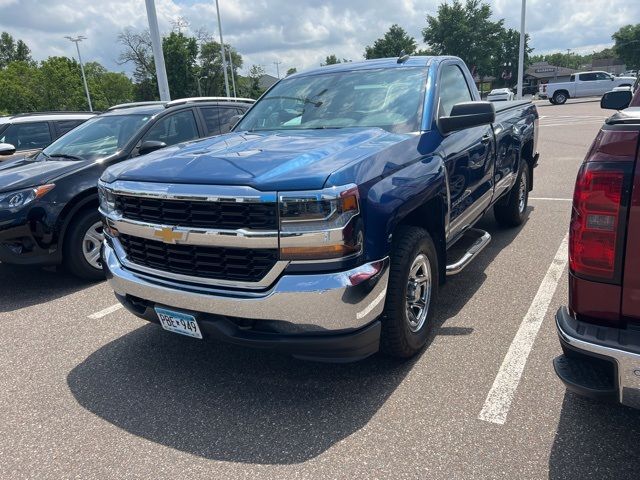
[
  {"left": 540, "top": 71, "right": 636, "bottom": 105},
  {"left": 99, "top": 56, "right": 539, "bottom": 361},
  {"left": 0, "top": 112, "right": 95, "bottom": 162},
  {"left": 553, "top": 75, "right": 640, "bottom": 408},
  {"left": 487, "top": 88, "right": 515, "bottom": 102},
  {"left": 0, "top": 97, "right": 253, "bottom": 280}
]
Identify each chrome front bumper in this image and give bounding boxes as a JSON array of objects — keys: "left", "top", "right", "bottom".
[
  {"left": 556, "top": 307, "right": 640, "bottom": 409},
  {"left": 103, "top": 241, "right": 389, "bottom": 334}
]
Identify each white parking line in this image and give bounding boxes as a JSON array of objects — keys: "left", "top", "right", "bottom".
[
  {"left": 88, "top": 303, "right": 123, "bottom": 319},
  {"left": 529, "top": 197, "right": 572, "bottom": 202},
  {"left": 539, "top": 121, "right": 605, "bottom": 127},
  {"left": 478, "top": 234, "right": 568, "bottom": 425}
]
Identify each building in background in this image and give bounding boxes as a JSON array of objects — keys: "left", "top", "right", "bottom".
[
  {"left": 258, "top": 74, "right": 278, "bottom": 91},
  {"left": 524, "top": 62, "right": 578, "bottom": 87}
]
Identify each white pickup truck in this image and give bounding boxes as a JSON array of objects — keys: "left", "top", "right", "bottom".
[{"left": 540, "top": 71, "right": 636, "bottom": 104}]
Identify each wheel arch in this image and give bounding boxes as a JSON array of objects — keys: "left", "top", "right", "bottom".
[
  {"left": 393, "top": 195, "right": 447, "bottom": 284},
  {"left": 56, "top": 188, "right": 99, "bottom": 253},
  {"left": 521, "top": 138, "right": 535, "bottom": 192}
]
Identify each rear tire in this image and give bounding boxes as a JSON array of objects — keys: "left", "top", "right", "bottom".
[
  {"left": 381, "top": 226, "right": 439, "bottom": 358},
  {"left": 552, "top": 91, "right": 568, "bottom": 105},
  {"left": 63, "top": 208, "right": 105, "bottom": 281},
  {"left": 494, "top": 159, "right": 529, "bottom": 227}
]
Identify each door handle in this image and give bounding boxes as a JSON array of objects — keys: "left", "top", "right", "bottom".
[{"left": 480, "top": 134, "right": 492, "bottom": 144}]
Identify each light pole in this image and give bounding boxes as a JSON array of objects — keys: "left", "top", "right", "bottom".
[
  {"left": 64, "top": 35, "right": 93, "bottom": 112},
  {"left": 196, "top": 75, "right": 207, "bottom": 96},
  {"left": 144, "top": 0, "right": 171, "bottom": 101},
  {"left": 273, "top": 60, "right": 282, "bottom": 79},
  {"left": 516, "top": 0, "right": 526, "bottom": 99},
  {"left": 214, "top": 0, "right": 231, "bottom": 98},
  {"left": 227, "top": 51, "right": 237, "bottom": 97}
]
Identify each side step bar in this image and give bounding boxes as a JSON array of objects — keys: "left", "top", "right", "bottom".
[{"left": 446, "top": 229, "right": 491, "bottom": 276}]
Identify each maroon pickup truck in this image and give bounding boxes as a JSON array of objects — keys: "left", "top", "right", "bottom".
[{"left": 554, "top": 78, "right": 640, "bottom": 408}]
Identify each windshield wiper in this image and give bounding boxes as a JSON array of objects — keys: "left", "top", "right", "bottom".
[
  {"left": 262, "top": 95, "right": 323, "bottom": 107},
  {"left": 48, "top": 153, "right": 85, "bottom": 161}
]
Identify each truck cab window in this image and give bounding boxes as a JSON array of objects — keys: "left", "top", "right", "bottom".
[{"left": 438, "top": 64, "right": 473, "bottom": 118}]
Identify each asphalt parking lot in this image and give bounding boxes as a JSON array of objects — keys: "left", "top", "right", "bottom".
[{"left": 2, "top": 98, "right": 639, "bottom": 480}]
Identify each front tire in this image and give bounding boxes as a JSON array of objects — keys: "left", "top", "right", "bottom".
[
  {"left": 494, "top": 159, "right": 529, "bottom": 227},
  {"left": 63, "top": 208, "right": 105, "bottom": 281},
  {"left": 381, "top": 226, "right": 439, "bottom": 358}
]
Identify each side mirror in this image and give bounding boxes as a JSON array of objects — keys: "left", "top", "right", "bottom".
[
  {"left": 439, "top": 101, "right": 496, "bottom": 134},
  {"left": 138, "top": 140, "right": 167, "bottom": 156},
  {"left": 601, "top": 90, "right": 632, "bottom": 110},
  {"left": 0, "top": 143, "right": 16, "bottom": 156}
]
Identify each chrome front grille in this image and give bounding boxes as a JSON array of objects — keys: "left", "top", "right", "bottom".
[
  {"left": 118, "top": 234, "right": 278, "bottom": 283},
  {"left": 114, "top": 195, "right": 278, "bottom": 230},
  {"left": 102, "top": 181, "right": 283, "bottom": 288}
]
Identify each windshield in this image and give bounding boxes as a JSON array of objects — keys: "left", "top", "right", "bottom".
[
  {"left": 236, "top": 67, "right": 427, "bottom": 133},
  {"left": 42, "top": 114, "right": 151, "bottom": 161}
]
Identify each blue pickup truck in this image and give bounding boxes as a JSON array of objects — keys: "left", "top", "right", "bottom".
[{"left": 98, "top": 56, "right": 539, "bottom": 361}]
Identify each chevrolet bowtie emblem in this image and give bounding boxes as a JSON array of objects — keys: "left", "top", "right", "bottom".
[{"left": 153, "top": 227, "right": 187, "bottom": 244}]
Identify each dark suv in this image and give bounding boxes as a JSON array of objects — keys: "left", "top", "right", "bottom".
[
  {"left": 0, "top": 97, "right": 253, "bottom": 280},
  {"left": 0, "top": 112, "right": 96, "bottom": 162}
]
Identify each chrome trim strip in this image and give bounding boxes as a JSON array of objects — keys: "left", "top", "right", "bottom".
[
  {"left": 448, "top": 189, "right": 493, "bottom": 241},
  {"left": 493, "top": 172, "right": 516, "bottom": 200},
  {"left": 105, "top": 240, "right": 389, "bottom": 332},
  {"left": 103, "top": 180, "right": 277, "bottom": 203},
  {"left": 104, "top": 213, "right": 279, "bottom": 249},
  {"left": 109, "top": 235, "right": 288, "bottom": 290}
]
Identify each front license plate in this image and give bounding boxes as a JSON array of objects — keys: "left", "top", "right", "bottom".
[{"left": 155, "top": 307, "right": 203, "bottom": 339}]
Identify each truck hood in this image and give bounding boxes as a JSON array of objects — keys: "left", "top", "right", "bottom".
[
  {"left": 104, "top": 128, "right": 409, "bottom": 191},
  {"left": 0, "top": 155, "right": 86, "bottom": 193}
]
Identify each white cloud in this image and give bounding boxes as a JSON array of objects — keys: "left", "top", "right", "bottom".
[{"left": 0, "top": 0, "right": 636, "bottom": 78}]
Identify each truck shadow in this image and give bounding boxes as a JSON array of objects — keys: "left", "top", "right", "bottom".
[
  {"left": 549, "top": 392, "right": 640, "bottom": 479},
  {"left": 0, "top": 263, "right": 90, "bottom": 313},
  {"left": 66, "top": 208, "right": 531, "bottom": 465},
  {"left": 67, "top": 326, "right": 416, "bottom": 464},
  {"left": 431, "top": 208, "right": 532, "bottom": 339}
]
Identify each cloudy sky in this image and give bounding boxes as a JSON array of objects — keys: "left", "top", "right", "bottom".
[{"left": 0, "top": 0, "right": 637, "bottom": 77}]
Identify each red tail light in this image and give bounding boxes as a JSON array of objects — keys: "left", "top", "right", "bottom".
[{"left": 570, "top": 163, "right": 625, "bottom": 280}]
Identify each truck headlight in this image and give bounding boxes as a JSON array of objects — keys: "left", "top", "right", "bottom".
[
  {"left": 0, "top": 184, "right": 55, "bottom": 211},
  {"left": 98, "top": 183, "right": 116, "bottom": 215},
  {"left": 279, "top": 184, "right": 363, "bottom": 261}
]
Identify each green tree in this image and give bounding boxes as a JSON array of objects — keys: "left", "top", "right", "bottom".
[
  {"left": 0, "top": 61, "right": 41, "bottom": 112},
  {"left": 365, "top": 24, "right": 417, "bottom": 59},
  {"left": 162, "top": 32, "right": 199, "bottom": 99},
  {"left": 613, "top": 24, "right": 640, "bottom": 69},
  {"left": 324, "top": 54, "right": 341, "bottom": 65},
  {"left": 198, "top": 40, "right": 243, "bottom": 96},
  {"left": 37, "top": 56, "right": 88, "bottom": 110},
  {"left": 493, "top": 29, "right": 532, "bottom": 85},
  {"left": 85, "top": 62, "right": 134, "bottom": 110},
  {"left": 422, "top": 0, "right": 504, "bottom": 77},
  {"left": 286, "top": 67, "right": 297, "bottom": 76},
  {"left": 242, "top": 64, "right": 266, "bottom": 99},
  {"left": 0, "top": 32, "right": 32, "bottom": 69}
]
